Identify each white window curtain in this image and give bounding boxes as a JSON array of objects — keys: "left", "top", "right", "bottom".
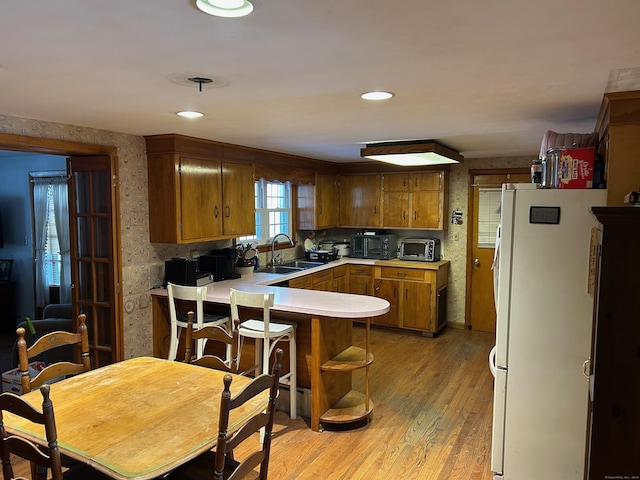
[
  {"left": 32, "top": 178, "right": 50, "bottom": 308},
  {"left": 51, "top": 179, "right": 71, "bottom": 304},
  {"left": 32, "top": 174, "right": 70, "bottom": 308}
]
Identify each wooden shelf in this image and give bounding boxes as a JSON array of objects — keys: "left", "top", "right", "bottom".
[
  {"left": 320, "top": 346, "right": 374, "bottom": 371},
  {"left": 319, "top": 390, "right": 374, "bottom": 424}
]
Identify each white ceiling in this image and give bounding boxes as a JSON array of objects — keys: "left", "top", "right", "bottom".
[{"left": 2, "top": 1, "right": 640, "bottom": 164}]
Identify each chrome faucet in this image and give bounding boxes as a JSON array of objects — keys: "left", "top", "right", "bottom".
[{"left": 270, "top": 233, "right": 294, "bottom": 266}]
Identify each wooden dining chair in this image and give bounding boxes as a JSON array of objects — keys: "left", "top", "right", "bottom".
[
  {"left": 16, "top": 313, "right": 91, "bottom": 395},
  {"left": 184, "top": 311, "right": 240, "bottom": 372},
  {"left": 167, "top": 348, "right": 284, "bottom": 480},
  {"left": 0, "top": 384, "right": 64, "bottom": 480}
]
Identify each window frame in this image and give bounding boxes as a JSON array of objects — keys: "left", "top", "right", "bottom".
[{"left": 238, "top": 178, "right": 295, "bottom": 250}]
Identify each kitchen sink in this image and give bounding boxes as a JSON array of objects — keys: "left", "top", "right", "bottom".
[
  {"left": 257, "top": 265, "right": 305, "bottom": 274},
  {"left": 257, "top": 260, "right": 324, "bottom": 275},
  {"left": 281, "top": 260, "right": 324, "bottom": 269}
]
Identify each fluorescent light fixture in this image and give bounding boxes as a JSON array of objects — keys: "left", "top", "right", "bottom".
[
  {"left": 361, "top": 140, "right": 463, "bottom": 166},
  {"left": 361, "top": 91, "right": 394, "bottom": 100},
  {"left": 176, "top": 110, "right": 204, "bottom": 118},
  {"left": 196, "top": 0, "right": 254, "bottom": 17}
]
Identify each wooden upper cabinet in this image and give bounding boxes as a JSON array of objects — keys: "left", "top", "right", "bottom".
[
  {"left": 221, "top": 162, "right": 255, "bottom": 236},
  {"left": 382, "top": 173, "right": 410, "bottom": 191},
  {"left": 595, "top": 90, "right": 640, "bottom": 206},
  {"left": 180, "top": 156, "right": 223, "bottom": 241},
  {"left": 382, "top": 171, "right": 447, "bottom": 229},
  {"left": 297, "top": 173, "right": 338, "bottom": 230},
  {"left": 146, "top": 147, "right": 255, "bottom": 243},
  {"left": 338, "top": 174, "right": 381, "bottom": 227}
]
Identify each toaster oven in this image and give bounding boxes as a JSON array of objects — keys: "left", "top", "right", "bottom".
[{"left": 399, "top": 238, "right": 441, "bottom": 262}]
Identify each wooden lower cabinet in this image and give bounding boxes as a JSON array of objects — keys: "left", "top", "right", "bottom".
[
  {"left": 311, "top": 269, "right": 333, "bottom": 292},
  {"left": 332, "top": 264, "right": 349, "bottom": 293},
  {"left": 373, "top": 261, "right": 449, "bottom": 336},
  {"left": 348, "top": 265, "right": 374, "bottom": 296}
]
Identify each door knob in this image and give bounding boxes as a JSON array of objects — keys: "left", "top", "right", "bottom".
[{"left": 474, "top": 258, "right": 480, "bottom": 266}]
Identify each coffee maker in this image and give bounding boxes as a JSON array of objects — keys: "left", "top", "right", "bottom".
[{"left": 198, "top": 247, "right": 241, "bottom": 282}]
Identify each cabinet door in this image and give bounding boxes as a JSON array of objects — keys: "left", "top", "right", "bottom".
[
  {"left": 221, "top": 162, "right": 255, "bottom": 236},
  {"left": 349, "top": 275, "right": 372, "bottom": 296},
  {"left": 289, "top": 274, "right": 312, "bottom": 289},
  {"left": 316, "top": 174, "right": 338, "bottom": 229},
  {"left": 402, "top": 281, "right": 432, "bottom": 330},
  {"left": 383, "top": 173, "right": 409, "bottom": 191},
  {"left": 410, "top": 191, "right": 441, "bottom": 229},
  {"left": 339, "top": 175, "right": 381, "bottom": 227},
  {"left": 382, "top": 191, "right": 409, "bottom": 228},
  {"left": 333, "top": 274, "right": 349, "bottom": 293},
  {"left": 410, "top": 172, "right": 441, "bottom": 191},
  {"left": 373, "top": 278, "right": 400, "bottom": 326},
  {"left": 180, "top": 156, "right": 223, "bottom": 241}
]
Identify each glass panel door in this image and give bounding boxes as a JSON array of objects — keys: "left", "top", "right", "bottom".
[{"left": 68, "top": 155, "right": 120, "bottom": 367}]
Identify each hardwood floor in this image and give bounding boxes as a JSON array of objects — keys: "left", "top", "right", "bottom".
[
  {"left": 11, "top": 325, "right": 496, "bottom": 480},
  {"left": 250, "top": 325, "right": 496, "bottom": 480}
]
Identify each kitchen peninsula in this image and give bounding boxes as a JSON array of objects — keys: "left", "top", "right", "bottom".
[{"left": 150, "top": 266, "right": 389, "bottom": 431}]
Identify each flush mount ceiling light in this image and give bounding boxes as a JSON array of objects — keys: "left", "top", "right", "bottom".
[
  {"left": 361, "top": 140, "right": 463, "bottom": 166},
  {"left": 361, "top": 91, "right": 394, "bottom": 101},
  {"left": 176, "top": 111, "right": 204, "bottom": 118},
  {"left": 195, "top": 0, "right": 254, "bottom": 18}
]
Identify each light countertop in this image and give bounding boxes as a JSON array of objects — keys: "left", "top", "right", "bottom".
[
  {"left": 151, "top": 257, "right": 390, "bottom": 319},
  {"left": 151, "top": 257, "right": 449, "bottom": 318}
]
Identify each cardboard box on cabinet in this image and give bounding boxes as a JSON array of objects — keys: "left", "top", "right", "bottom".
[{"left": 557, "top": 147, "right": 595, "bottom": 189}]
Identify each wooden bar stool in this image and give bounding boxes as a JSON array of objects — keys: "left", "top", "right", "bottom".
[{"left": 231, "top": 288, "right": 297, "bottom": 419}]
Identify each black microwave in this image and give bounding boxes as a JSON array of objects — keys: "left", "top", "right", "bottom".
[{"left": 350, "top": 234, "right": 398, "bottom": 259}]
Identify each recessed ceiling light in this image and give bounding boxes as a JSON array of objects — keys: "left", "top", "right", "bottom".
[
  {"left": 176, "top": 111, "right": 204, "bottom": 118},
  {"left": 195, "top": 0, "right": 254, "bottom": 18},
  {"left": 361, "top": 91, "right": 394, "bottom": 101}
]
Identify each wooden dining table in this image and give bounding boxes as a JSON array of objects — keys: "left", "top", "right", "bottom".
[{"left": 3, "top": 356, "right": 268, "bottom": 480}]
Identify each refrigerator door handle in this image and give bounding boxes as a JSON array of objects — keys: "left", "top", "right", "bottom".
[{"left": 489, "top": 345, "right": 497, "bottom": 377}]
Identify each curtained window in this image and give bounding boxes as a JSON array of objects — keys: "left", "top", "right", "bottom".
[{"left": 31, "top": 173, "right": 70, "bottom": 307}]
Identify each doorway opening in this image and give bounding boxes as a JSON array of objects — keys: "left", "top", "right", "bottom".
[{"left": 0, "top": 133, "right": 123, "bottom": 376}]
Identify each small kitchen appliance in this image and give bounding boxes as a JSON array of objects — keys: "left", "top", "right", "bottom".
[
  {"left": 350, "top": 234, "right": 398, "bottom": 259},
  {"left": 202, "top": 248, "right": 241, "bottom": 281},
  {"left": 399, "top": 238, "right": 441, "bottom": 262},
  {"left": 165, "top": 258, "right": 213, "bottom": 286}
]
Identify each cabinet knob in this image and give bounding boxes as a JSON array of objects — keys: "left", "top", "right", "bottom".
[
  {"left": 582, "top": 359, "right": 590, "bottom": 378},
  {"left": 225, "top": 206, "right": 231, "bottom": 218},
  {"left": 474, "top": 258, "right": 480, "bottom": 266},
  {"left": 214, "top": 205, "right": 219, "bottom": 218}
]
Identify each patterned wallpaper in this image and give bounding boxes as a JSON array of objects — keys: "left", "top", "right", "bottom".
[
  {"left": 446, "top": 156, "right": 533, "bottom": 326},
  {"left": 0, "top": 112, "right": 534, "bottom": 354}
]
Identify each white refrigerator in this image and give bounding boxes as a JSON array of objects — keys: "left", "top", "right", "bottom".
[{"left": 489, "top": 183, "right": 606, "bottom": 479}]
